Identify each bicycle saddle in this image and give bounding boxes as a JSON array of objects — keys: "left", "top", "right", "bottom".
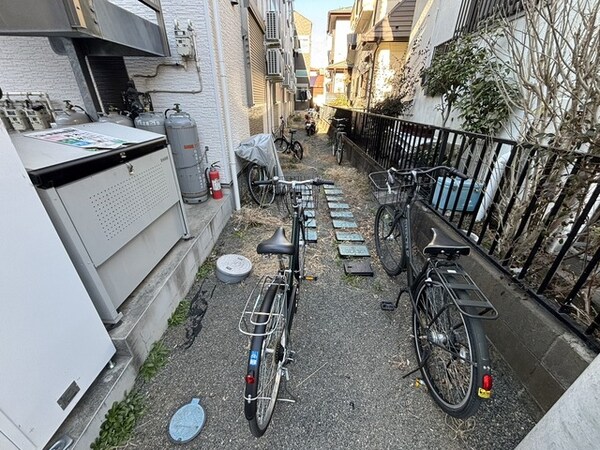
[
  {"left": 257, "top": 227, "right": 294, "bottom": 255},
  {"left": 423, "top": 228, "right": 470, "bottom": 257}
]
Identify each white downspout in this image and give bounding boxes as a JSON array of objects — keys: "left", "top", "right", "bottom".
[{"left": 204, "top": 0, "right": 241, "bottom": 210}]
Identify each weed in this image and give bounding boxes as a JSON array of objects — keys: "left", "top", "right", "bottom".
[
  {"left": 343, "top": 274, "right": 361, "bottom": 288},
  {"left": 91, "top": 391, "right": 144, "bottom": 450},
  {"left": 138, "top": 341, "right": 169, "bottom": 382},
  {"left": 197, "top": 260, "right": 215, "bottom": 279},
  {"left": 168, "top": 300, "right": 190, "bottom": 327}
]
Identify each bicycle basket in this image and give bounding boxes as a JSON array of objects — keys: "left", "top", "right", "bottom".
[
  {"left": 369, "top": 170, "right": 437, "bottom": 205},
  {"left": 369, "top": 171, "right": 406, "bottom": 205},
  {"left": 282, "top": 171, "right": 320, "bottom": 211}
]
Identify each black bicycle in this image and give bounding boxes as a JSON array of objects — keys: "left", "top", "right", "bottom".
[
  {"left": 372, "top": 166, "right": 498, "bottom": 418},
  {"left": 239, "top": 176, "right": 333, "bottom": 437},
  {"left": 330, "top": 117, "right": 349, "bottom": 165},
  {"left": 274, "top": 116, "right": 304, "bottom": 161}
]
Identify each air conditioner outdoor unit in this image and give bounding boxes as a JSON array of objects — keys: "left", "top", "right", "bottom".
[
  {"left": 266, "top": 49, "right": 283, "bottom": 79},
  {"left": 265, "top": 11, "right": 281, "bottom": 44}
]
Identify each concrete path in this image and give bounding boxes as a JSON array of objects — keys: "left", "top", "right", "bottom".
[{"left": 126, "top": 130, "right": 538, "bottom": 449}]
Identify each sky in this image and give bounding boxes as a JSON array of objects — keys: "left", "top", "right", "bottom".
[{"left": 293, "top": 0, "right": 353, "bottom": 68}]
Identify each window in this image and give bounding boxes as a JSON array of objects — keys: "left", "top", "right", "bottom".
[{"left": 455, "top": 0, "right": 525, "bottom": 36}]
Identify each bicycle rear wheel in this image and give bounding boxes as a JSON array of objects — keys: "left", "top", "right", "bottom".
[
  {"left": 412, "top": 275, "right": 487, "bottom": 418},
  {"left": 247, "top": 164, "right": 275, "bottom": 207},
  {"left": 274, "top": 138, "right": 288, "bottom": 153},
  {"left": 335, "top": 134, "right": 344, "bottom": 165},
  {"left": 245, "top": 283, "right": 286, "bottom": 437},
  {"left": 374, "top": 204, "right": 406, "bottom": 275},
  {"left": 292, "top": 141, "right": 303, "bottom": 161}
]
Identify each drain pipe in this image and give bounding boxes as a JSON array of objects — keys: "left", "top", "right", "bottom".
[{"left": 205, "top": 0, "right": 241, "bottom": 210}]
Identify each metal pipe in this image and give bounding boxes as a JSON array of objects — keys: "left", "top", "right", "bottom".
[{"left": 202, "top": 0, "right": 240, "bottom": 210}]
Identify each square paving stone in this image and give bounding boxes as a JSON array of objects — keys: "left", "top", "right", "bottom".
[
  {"left": 305, "top": 218, "right": 317, "bottom": 228},
  {"left": 332, "top": 220, "right": 358, "bottom": 229},
  {"left": 326, "top": 195, "right": 345, "bottom": 202},
  {"left": 335, "top": 231, "right": 364, "bottom": 242},
  {"left": 304, "top": 209, "right": 315, "bottom": 218},
  {"left": 330, "top": 210, "right": 354, "bottom": 219},
  {"left": 338, "top": 244, "right": 370, "bottom": 257},
  {"left": 344, "top": 260, "right": 374, "bottom": 276},
  {"left": 324, "top": 187, "right": 343, "bottom": 195},
  {"left": 306, "top": 230, "right": 317, "bottom": 243},
  {"left": 328, "top": 202, "right": 350, "bottom": 209},
  {"left": 303, "top": 201, "right": 315, "bottom": 209}
]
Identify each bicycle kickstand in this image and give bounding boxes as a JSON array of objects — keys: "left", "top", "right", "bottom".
[{"left": 380, "top": 289, "right": 407, "bottom": 311}]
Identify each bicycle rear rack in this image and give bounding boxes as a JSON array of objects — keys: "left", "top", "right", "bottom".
[
  {"left": 431, "top": 264, "right": 499, "bottom": 320},
  {"left": 238, "top": 276, "right": 286, "bottom": 337}
]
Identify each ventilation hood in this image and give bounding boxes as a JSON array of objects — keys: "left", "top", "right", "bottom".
[{"left": 0, "top": 0, "right": 170, "bottom": 56}]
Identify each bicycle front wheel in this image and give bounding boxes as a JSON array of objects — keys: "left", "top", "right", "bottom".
[
  {"left": 335, "top": 134, "right": 344, "bottom": 165},
  {"left": 247, "top": 164, "right": 275, "bottom": 207},
  {"left": 245, "top": 284, "right": 286, "bottom": 437},
  {"left": 274, "top": 138, "right": 288, "bottom": 153},
  {"left": 374, "top": 204, "right": 406, "bottom": 275},
  {"left": 412, "top": 276, "right": 487, "bottom": 418},
  {"left": 292, "top": 141, "right": 303, "bottom": 161}
]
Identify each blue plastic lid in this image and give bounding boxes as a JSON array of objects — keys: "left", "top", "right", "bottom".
[{"left": 168, "top": 398, "right": 206, "bottom": 444}]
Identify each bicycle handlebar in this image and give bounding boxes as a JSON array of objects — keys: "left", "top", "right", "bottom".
[
  {"left": 253, "top": 176, "right": 335, "bottom": 187},
  {"left": 389, "top": 165, "right": 468, "bottom": 180}
]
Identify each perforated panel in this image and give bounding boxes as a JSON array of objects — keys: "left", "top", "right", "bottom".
[
  {"left": 56, "top": 147, "right": 181, "bottom": 266},
  {"left": 90, "top": 165, "right": 169, "bottom": 240}
]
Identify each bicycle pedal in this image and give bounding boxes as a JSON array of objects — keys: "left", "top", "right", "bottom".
[{"left": 380, "top": 301, "right": 396, "bottom": 311}]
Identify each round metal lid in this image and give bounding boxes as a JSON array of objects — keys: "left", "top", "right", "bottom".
[{"left": 168, "top": 398, "right": 206, "bottom": 444}]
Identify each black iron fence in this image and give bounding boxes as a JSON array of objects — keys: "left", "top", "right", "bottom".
[{"left": 323, "top": 105, "right": 600, "bottom": 351}]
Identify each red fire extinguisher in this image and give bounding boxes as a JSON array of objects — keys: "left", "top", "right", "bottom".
[{"left": 206, "top": 162, "right": 223, "bottom": 200}]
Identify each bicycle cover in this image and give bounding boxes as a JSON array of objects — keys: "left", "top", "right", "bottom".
[{"left": 235, "top": 133, "right": 284, "bottom": 179}]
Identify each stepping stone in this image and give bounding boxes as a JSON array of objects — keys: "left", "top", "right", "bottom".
[
  {"left": 305, "top": 229, "right": 317, "bottom": 243},
  {"left": 324, "top": 187, "right": 343, "bottom": 195},
  {"left": 304, "top": 209, "right": 315, "bottom": 218},
  {"left": 326, "top": 194, "right": 345, "bottom": 202},
  {"left": 330, "top": 210, "right": 354, "bottom": 219},
  {"left": 344, "top": 260, "right": 374, "bottom": 276},
  {"left": 338, "top": 244, "right": 370, "bottom": 257},
  {"left": 305, "top": 218, "right": 317, "bottom": 228},
  {"left": 328, "top": 202, "right": 350, "bottom": 209},
  {"left": 332, "top": 220, "right": 358, "bottom": 229},
  {"left": 303, "top": 201, "right": 315, "bottom": 209},
  {"left": 335, "top": 231, "right": 364, "bottom": 242}
]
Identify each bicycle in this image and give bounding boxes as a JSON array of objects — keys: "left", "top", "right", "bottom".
[
  {"left": 239, "top": 176, "right": 333, "bottom": 437},
  {"left": 330, "top": 117, "right": 349, "bottom": 165},
  {"left": 274, "top": 116, "right": 304, "bottom": 161},
  {"left": 246, "top": 163, "right": 275, "bottom": 207},
  {"left": 371, "top": 165, "right": 498, "bottom": 418}
]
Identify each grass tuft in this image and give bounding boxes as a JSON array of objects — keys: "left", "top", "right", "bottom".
[
  {"left": 168, "top": 300, "right": 190, "bottom": 327},
  {"left": 91, "top": 391, "right": 145, "bottom": 450},
  {"left": 138, "top": 341, "right": 169, "bottom": 382}
]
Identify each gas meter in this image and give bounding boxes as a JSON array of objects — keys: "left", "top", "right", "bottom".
[{"left": 174, "top": 21, "right": 193, "bottom": 58}]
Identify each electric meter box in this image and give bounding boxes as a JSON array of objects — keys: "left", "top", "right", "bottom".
[{"left": 11, "top": 123, "right": 190, "bottom": 324}]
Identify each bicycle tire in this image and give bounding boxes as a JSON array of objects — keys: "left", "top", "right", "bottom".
[
  {"left": 292, "top": 141, "right": 303, "bottom": 161},
  {"left": 374, "top": 204, "right": 406, "bottom": 275},
  {"left": 335, "top": 134, "right": 344, "bottom": 165},
  {"left": 245, "top": 283, "right": 286, "bottom": 437},
  {"left": 331, "top": 134, "right": 337, "bottom": 156},
  {"left": 412, "top": 275, "right": 488, "bottom": 418},
  {"left": 274, "top": 137, "right": 288, "bottom": 153},
  {"left": 247, "top": 164, "right": 275, "bottom": 207}
]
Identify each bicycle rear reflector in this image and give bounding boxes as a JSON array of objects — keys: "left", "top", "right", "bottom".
[
  {"left": 478, "top": 374, "right": 493, "bottom": 399},
  {"left": 245, "top": 374, "right": 256, "bottom": 384}
]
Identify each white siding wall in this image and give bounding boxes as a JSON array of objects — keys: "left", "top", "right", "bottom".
[
  {"left": 0, "top": 0, "right": 250, "bottom": 184},
  {"left": 405, "top": 0, "right": 461, "bottom": 127},
  {"left": 0, "top": 36, "right": 84, "bottom": 109}
]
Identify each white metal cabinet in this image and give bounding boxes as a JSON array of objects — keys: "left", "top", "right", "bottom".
[
  {"left": 0, "top": 125, "right": 115, "bottom": 450},
  {"left": 12, "top": 124, "right": 189, "bottom": 324}
]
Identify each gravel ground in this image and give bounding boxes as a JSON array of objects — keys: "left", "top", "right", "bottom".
[{"left": 127, "top": 130, "right": 539, "bottom": 449}]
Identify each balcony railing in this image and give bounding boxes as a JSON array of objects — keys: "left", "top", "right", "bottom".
[{"left": 455, "top": 0, "right": 525, "bottom": 37}]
